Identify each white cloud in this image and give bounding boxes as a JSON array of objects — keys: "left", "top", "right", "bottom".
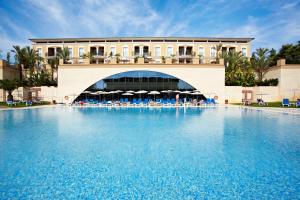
[{"left": 0, "top": 0, "right": 299, "bottom": 54}]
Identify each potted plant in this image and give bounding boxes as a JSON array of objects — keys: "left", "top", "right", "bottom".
[{"left": 0, "top": 79, "right": 20, "bottom": 101}]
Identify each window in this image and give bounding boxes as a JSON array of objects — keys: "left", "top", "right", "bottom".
[
  {"left": 155, "top": 47, "right": 161, "bottom": 57},
  {"left": 68, "top": 48, "right": 73, "bottom": 57},
  {"left": 110, "top": 47, "right": 116, "bottom": 56},
  {"left": 210, "top": 47, "right": 216, "bottom": 58},
  {"left": 167, "top": 47, "right": 173, "bottom": 57},
  {"left": 37, "top": 48, "right": 42, "bottom": 57},
  {"left": 198, "top": 47, "right": 204, "bottom": 57},
  {"left": 79, "top": 48, "right": 84, "bottom": 58},
  {"left": 242, "top": 47, "right": 247, "bottom": 56},
  {"left": 122, "top": 47, "right": 128, "bottom": 57}
]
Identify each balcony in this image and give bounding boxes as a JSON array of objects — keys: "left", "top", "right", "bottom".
[{"left": 58, "top": 56, "right": 224, "bottom": 66}]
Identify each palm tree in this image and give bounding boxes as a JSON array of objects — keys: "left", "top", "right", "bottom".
[
  {"left": 6, "top": 52, "right": 10, "bottom": 64},
  {"left": 221, "top": 51, "right": 252, "bottom": 85},
  {"left": 11, "top": 46, "right": 26, "bottom": 80},
  {"left": 115, "top": 53, "right": 121, "bottom": 63},
  {"left": 250, "top": 48, "right": 272, "bottom": 82},
  {"left": 11, "top": 46, "right": 42, "bottom": 81},
  {"left": 24, "top": 46, "right": 41, "bottom": 76},
  {"left": 57, "top": 47, "right": 70, "bottom": 64},
  {"left": 48, "top": 57, "right": 59, "bottom": 81},
  {"left": 83, "top": 52, "right": 95, "bottom": 63},
  {"left": 215, "top": 43, "right": 222, "bottom": 63},
  {"left": 0, "top": 79, "right": 20, "bottom": 101}
]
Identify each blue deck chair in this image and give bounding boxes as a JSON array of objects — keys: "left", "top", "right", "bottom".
[
  {"left": 26, "top": 101, "right": 32, "bottom": 106},
  {"left": 282, "top": 98, "right": 290, "bottom": 107},
  {"left": 211, "top": 98, "right": 216, "bottom": 104},
  {"left": 171, "top": 99, "right": 176, "bottom": 105},
  {"left": 296, "top": 99, "right": 300, "bottom": 107},
  {"left": 143, "top": 98, "right": 149, "bottom": 104}
]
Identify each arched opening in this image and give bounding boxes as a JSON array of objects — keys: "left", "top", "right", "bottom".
[{"left": 73, "top": 70, "right": 207, "bottom": 104}]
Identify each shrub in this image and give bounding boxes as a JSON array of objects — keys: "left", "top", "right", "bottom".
[{"left": 256, "top": 78, "right": 278, "bottom": 86}]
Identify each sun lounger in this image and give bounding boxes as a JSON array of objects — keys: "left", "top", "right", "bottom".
[
  {"left": 282, "top": 98, "right": 290, "bottom": 107},
  {"left": 257, "top": 99, "right": 268, "bottom": 106},
  {"left": 296, "top": 99, "right": 300, "bottom": 107},
  {"left": 6, "top": 101, "right": 17, "bottom": 106}
]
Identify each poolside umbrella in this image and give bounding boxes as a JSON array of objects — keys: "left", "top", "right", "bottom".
[
  {"left": 122, "top": 92, "right": 134, "bottom": 96},
  {"left": 126, "top": 90, "right": 135, "bottom": 93},
  {"left": 135, "top": 90, "right": 148, "bottom": 99},
  {"left": 161, "top": 90, "right": 173, "bottom": 93},
  {"left": 191, "top": 91, "right": 202, "bottom": 101},
  {"left": 180, "top": 91, "right": 191, "bottom": 94},
  {"left": 148, "top": 91, "right": 160, "bottom": 100},
  {"left": 82, "top": 90, "right": 92, "bottom": 100},
  {"left": 109, "top": 91, "right": 118, "bottom": 94},
  {"left": 135, "top": 90, "right": 148, "bottom": 94},
  {"left": 290, "top": 88, "right": 300, "bottom": 101},
  {"left": 161, "top": 90, "right": 173, "bottom": 99},
  {"left": 173, "top": 90, "right": 181, "bottom": 93},
  {"left": 115, "top": 90, "right": 123, "bottom": 93},
  {"left": 191, "top": 91, "right": 202, "bottom": 95}
]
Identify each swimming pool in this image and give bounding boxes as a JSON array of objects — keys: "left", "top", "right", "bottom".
[{"left": 0, "top": 107, "right": 299, "bottom": 199}]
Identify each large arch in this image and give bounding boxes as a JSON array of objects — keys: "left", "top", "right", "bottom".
[
  {"left": 73, "top": 70, "right": 200, "bottom": 102},
  {"left": 57, "top": 64, "right": 225, "bottom": 103}
]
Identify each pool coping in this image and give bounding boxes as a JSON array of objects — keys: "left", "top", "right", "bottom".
[{"left": 1, "top": 104, "right": 300, "bottom": 115}]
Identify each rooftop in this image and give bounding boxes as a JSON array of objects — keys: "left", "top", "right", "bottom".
[{"left": 30, "top": 37, "right": 254, "bottom": 43}]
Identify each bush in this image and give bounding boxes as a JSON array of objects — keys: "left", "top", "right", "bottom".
[{"left": 256, "top": 78, "right": 278, "bottom": 86}]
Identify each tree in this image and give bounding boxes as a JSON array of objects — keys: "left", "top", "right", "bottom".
[
  {"left": 83, "top": 52, "right": 95, "bottom": 63},
  {"left": 0, "top": 79, "right": 20, "bottom": 101},
  {"left": 11, "top": 46, "right": 26, "bottom": 80},
  {"left": 215, "top": 43, "right": 222, "bottom": 64},
  {"left": 48, "top": 57, "right": 59, "bottom": 81},
  {"left": 57, "top": 47, "right": 70, "bottom": 64},
  {"left": 250, "top": 48, "right": 272, "bottom": 82},
  {"left": 276, "top": 41, "right": 300, "bottom": 64},
  {"left": 0, "top": 49, "right": 2, "bottom": 59},
  {"left": 222, "top": 51, "right": 255, "bottom": 86},
  {"left": 11, "top": 46, "right": 43, "bottom": 84},
  {"left": 6, "top": 52, "right": 10, "bottom": 64}
]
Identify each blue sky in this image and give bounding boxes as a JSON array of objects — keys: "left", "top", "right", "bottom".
[{"left": 0, "top": 0, "right": 300, "bottom": 55}]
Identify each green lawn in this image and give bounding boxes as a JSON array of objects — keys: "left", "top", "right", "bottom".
[
  {"left": 232, "top": 101, "right": 299, "bottom": 108},
  {"left": 0, "top": 101, "right": 51, "bottom": 108}
]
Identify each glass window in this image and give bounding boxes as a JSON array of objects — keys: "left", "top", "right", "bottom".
[
  {"left": 122, "top": 47, "right": 128, "bottom": 57},
  {"left": 68, "top": 48, "right": 73, "bottom": 57},
  {"left": 110, "top": 47, "right": 116, "bottom": 56},
  {"left": 167, "top": 47, "right": 173, "bottom": 57},
  {"left": 155, "top": 47, "right": 161, "bottom": 57},
  {"left": 242, "top": 47, "right": 247, "bottom": 56},
  {"left": 198, "top": 47, "right": 204, "bottom": 57},
  {"left": 79, "top": 48, "right": 84, "bottom": 58},
  {"left": 210, "top": 47, "right": 216, "bottom": 58}
]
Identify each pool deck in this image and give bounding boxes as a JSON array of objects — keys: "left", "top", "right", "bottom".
[{"left": 0, "top": 104, "right": 300, "bottom": 115}]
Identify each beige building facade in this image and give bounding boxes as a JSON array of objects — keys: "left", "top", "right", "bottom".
[
  {"left": 29, "top": 37, "right": 252, "bottom": 103},
  {"left": 31, "top": 37, "right": 252, "bottom": 65},
  {"left": 2, "top": 37, "right": 299, "bottom": 104},
  {"left": 0, "top": 60, "right": 20, "bottom": 101}
]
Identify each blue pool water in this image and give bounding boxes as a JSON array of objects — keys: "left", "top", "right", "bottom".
[{"left": 0, "top": 107, "right": 299, "bottom": 199}]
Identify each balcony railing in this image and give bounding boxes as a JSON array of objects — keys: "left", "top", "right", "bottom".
[{"left": 58, "top": 56, "right": 224, "bottom": 65}]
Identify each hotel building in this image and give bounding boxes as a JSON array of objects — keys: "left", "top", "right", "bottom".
[{"left": 28, "top": 37, "right": 252, "bottom": 103}]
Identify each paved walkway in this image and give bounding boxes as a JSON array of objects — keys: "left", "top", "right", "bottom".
[{"left": 239, "top": 106, "right": 300, "bottom": 115}]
